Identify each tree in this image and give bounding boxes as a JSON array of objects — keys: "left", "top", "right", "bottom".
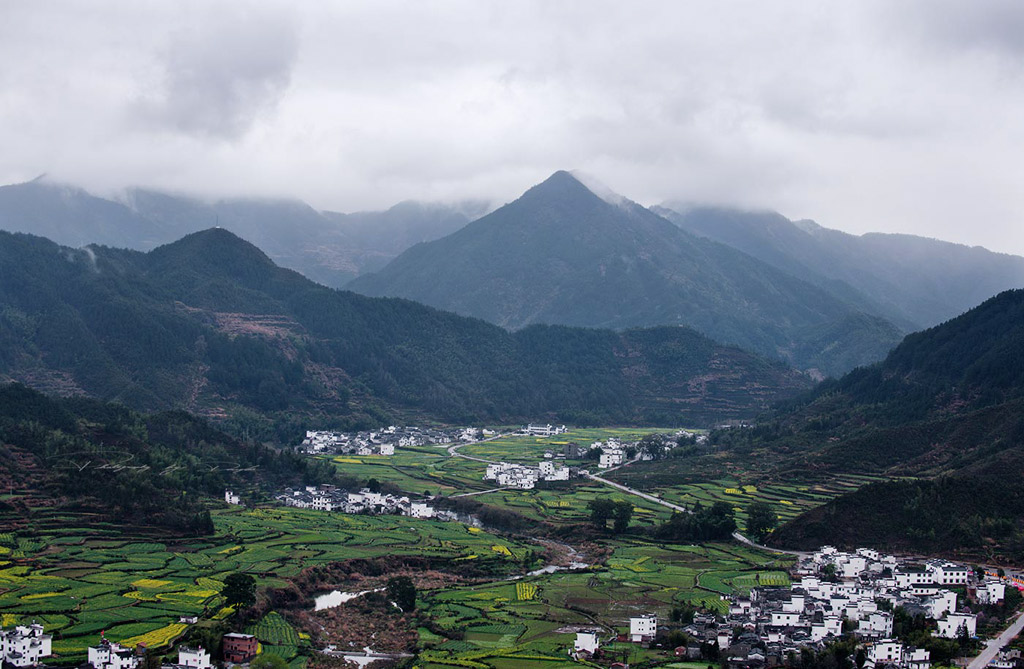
[
  {"left": 588, "top": 498, "right": 617, "bottom": 528},
  {"left": 614, "top": 501, "right": 634, "bottom": 533},
  {"left": 221, "top": 572, "right": 257, "bottom": 608},
  {"left": 387, "top": 575, "right": 416, "bottom": 612},
  {"left": 746, "top": 501, "right": 777, "bottom": 542}
]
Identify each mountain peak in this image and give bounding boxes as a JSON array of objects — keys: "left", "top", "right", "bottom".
[
  {"left": 149, "top": 227, "right": 276, "bottom": 273},
  {"left": 520, "top": 170, "right": 597, "bottom": 201}
]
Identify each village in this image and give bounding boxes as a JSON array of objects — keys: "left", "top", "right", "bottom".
[
  {"left": 568, "top": 546, "right": 1016, "bottom": 669},
  {"left": 4, "top": 542, "right": 1024, "bottom": 669},
  {"left": 481, "top": 432, "right": 706, "bottom": 489},
  {"left": 0, "top": 630, "right": 254, "bottom": 669},
  {"left": 272, "top": 484, "right": 444, "bottom": 520}
]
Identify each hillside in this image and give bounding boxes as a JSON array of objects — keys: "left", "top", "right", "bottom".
[
  {"left": 0, "top": 178, "right": 479, "bottom": 288},
  {"left": 350, "top": 171, "right": 902, "bottom": 377},
  {"left": 0, "top": 383, "right": 336, "bottom": 534},
  {"left": 657, "top": 204, "right": 1024, "bottom": 331},
  {"left": 0, "top": 228, "right": 813, "bottom": 437},
  {"left": 730, "top": 289, "right": 1024, "bottom": 560}
]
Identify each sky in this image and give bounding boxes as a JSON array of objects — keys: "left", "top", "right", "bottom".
[{"left": 1, "top": 1, "right": 1023, "bottom": 254}]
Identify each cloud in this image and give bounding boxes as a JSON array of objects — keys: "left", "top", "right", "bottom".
[
  {"left": 132, "top": 5, "right": 299, "bottom": 139},
  {"left": 0, "top": 1, "right": 1022, "bottom": 255}
]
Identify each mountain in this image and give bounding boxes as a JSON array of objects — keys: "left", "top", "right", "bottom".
[
  {"left": 349, "top": 171, "right": 902, "bottom": 377},
  {"left": 0, "top": 383, "right": 338, "bottom": 534},
  {"left": 656, "top": 204, "right": 1024, "bottom": 331},
  {"left": 0, "top": 228, "right": 813, "bottom": 437},
  {"left": 728, "top": 289, "right": 1024, "bottom": 560},
  {"left": 0, "top": 178, "right": 481, "bottom": 288},
  {"left": 322, "top": 200, "right": 490, "bottom": 275}
]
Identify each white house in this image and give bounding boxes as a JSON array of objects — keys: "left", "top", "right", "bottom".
[
  {"left": 630, "top": 614, "right": 657, "bottom": 643},
  {"left": 770, "top": 611, "right": 802, "bottom": 627},
  {"left": 599, "top": 449, "right": 625, "bottom": 469},
  {"left": 922, "top": 591, "right": 957, "bottom": 619},
  {"left": 928, "top": 561, "right": 970, "bottom": 586},
  {"left": 573, "top": 630, "right": 600, "bottom": 656},
  {"left": 864, "top": 640, "right": 930, "bottom": 669},
  {"left": 88, "top": 640, "right": 140, "bottom": 669},
  {"left": 1, "top": 623, "right": 52, "bottom": 668},
  {"left": 978, "top": 580, "right": 1006, "bottom": 605},
  {"left": 936, "top": 612, "right": 977, "bottom": 639},
  {"left": 858, "top": 611, "right": 894, "bottom": 638},
  {"left": 810, "top": 616, "right": 843, "bottom": 642},
  {"left": 176, "top": 647, "right": 212, "bottom": 669},
  {"left": 224, "top": 490, "right": 242, "bottom": 505},
  {"left": 408, "top": 503, "right": 435, "bottom": 519},
  {"left": 867, "top": 640, "right": 905, "bottom": 666}
]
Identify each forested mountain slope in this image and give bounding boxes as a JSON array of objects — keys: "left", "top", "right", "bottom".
[
  {"left": 730, "top": 290, "right": 1024, "bottom": 560},
  {"left": 0, "top": 383, "right": 335, "bottom": 534},
  {"left": 350, "top": 171, "right": 902, "bottom": 377},
  {"left": 0, "top": 229, "right": 813, "bottom": 438},
  {"left": 657, "top": 205, "right": 1024, "bottom": 331}
]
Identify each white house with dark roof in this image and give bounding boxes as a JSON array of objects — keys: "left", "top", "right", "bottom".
[{"left": 0, "top": 623, "right": 52, "bottom": 668}]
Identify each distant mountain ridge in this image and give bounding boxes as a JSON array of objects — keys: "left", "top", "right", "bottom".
[
  {"left": 0, "top": 178, "right": 482, "bottom": 288},
  {"left": 656, "top": 204, "right": 1024, "bottom": 331},
  {"left": 350, "top": 171, "right": 902, "bottom": 377},
  {"left": 0, "top": 227, "right": 813, "bottom": 435}
]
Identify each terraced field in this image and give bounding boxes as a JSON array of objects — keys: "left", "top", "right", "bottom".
[
  {"left": 609, "top": 470, "right": 889, "bottom": 532},
  {"left": 416, "top": 541, "right": 793, "bottom": 668},
  {"left": 0, "top": 426, "right": 877, "bottom": 669},
  {"left": 0, "top": 507, "right": 527, "bottom": 663}
]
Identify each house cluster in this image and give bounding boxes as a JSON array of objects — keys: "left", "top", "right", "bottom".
[
  {"left": 483, "top": 459, "right": 574, "bottom": 489},
  {"left": 84, "top": 641, "right": 224, "bottom": 669},
  {"left": 681, "top": 546, "right": 1005, "bottom": 669},
  {"left": 300, "top": 425, "right": 490, "bottom": 455},
  {"left": 521, "top": 424, "right": 568, "bottom": 437},
  {"left": 569, "top": 615, "right": 659, "bottom": 661},
  {"left": 1, "top": 623, "right": 52, "bottom": 668},
  {"left": 275, "top": 484, "right": 440, "bottom": 519},
  {"left": 561, "top": 431, "right": 698, "bottom": 468}
]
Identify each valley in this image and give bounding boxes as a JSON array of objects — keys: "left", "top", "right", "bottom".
[{"left": 0, "top": 425, "right": 911, "bottom": 668}]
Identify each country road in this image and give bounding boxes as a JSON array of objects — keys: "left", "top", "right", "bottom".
[
  {"left": 584, "top": 472, "right": 690, "bottom": 514},
  {"left": 968, "top": 612, "right": 1024, "bottom": 669},
  {"left": 446, "top": 433, "right": 506, "bottom": 463}
]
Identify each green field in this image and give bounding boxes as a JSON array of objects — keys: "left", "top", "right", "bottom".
[
  {"left": 0, "top": 507, "right": 528, "bottom": 662},
  {"left": 0, "top": 426, "right": 877, "bottom": 668}
]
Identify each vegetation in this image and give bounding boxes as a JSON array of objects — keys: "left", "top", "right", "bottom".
[
  {"left": 350, "top": 171, "right": 902, "bottom": 376},
  {"left": 222, "top": 573, "right": 257, "bottom": 609},
  {"left": 654, "top": 502, "right": 737, "bottom": 543},
  {"left": 386, "top": 576, "right": 417, "bottom": 613},
  {"left": 746, "top": 501, "right": 778, "bottom": 543},
  {"left": 713, "top": 289, "right": 1024, "bottom": 561},
  {"left": 0, "top": 384, "right": 334, "bottom": 533},
  {"left": 0, "top": 228, "right": 811, "bottom": 436}
]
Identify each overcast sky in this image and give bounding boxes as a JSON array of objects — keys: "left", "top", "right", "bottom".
[{"left": 2, "top": 1, "right": 1023, "bottom": 254}]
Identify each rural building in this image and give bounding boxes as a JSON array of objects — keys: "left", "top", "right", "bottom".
[
  {"left": 162, "top": 647, "right": 212, "bottom": 669},
  {"left": 222, "top": 633, "right": 258, "bottom": 664},
  {"left": 88, "top": 640, "right": 140, "bottom": 669},
  {"left": 523, "top": 424, "right": 567, "bottom": 437},
  {"left": 935, "top": 612, "right": 977, "bottom": 639},
  {"left": 224, "top": 490, "right": 242, "bottom": 505},
  {"left": 573, "top": 630, "right": 600, "bottom": 657},
  {"left": 0, "top": 623, "right": 52, "bottom": 668},
  {"left": 629, "top": 614, "right": 657, "bottom": 642}
]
